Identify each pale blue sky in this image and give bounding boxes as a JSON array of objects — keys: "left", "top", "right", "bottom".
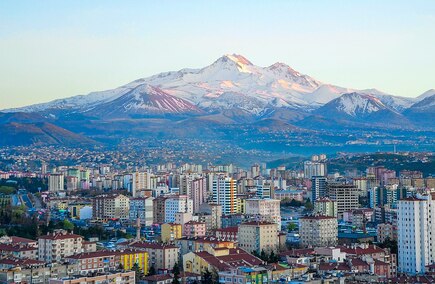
[{"left": 1, "top": 1, "right": 434, "bottom": 109}]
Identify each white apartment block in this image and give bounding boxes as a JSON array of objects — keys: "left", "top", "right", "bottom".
[
  {"left": 212, "top": 176, "right": 239, "bottom": 215},
  {"left": 398, "top": 193, "right": 435, "bottom": 275},
  {"left": 49, "top": 174, "right": 64, "bottom": 192},
  {"left": 303, "top": 161, "right": 327, "bottom": 179}
]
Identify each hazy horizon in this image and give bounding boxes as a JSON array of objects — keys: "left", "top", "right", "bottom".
[{"left": 1, "top": 1, "right": 434, "bottom": 109}]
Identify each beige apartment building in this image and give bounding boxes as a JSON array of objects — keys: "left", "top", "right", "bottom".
[
  {"left": 92, "top": 194, "right": 130, "bottom": 220},
  {"left": 299, "top": 215, "right": 337, "bottom": 247},
  {"left": 245, "top": 198, "right": 281, "bottom": 229},
  {"left": 238, "top": 221, "right": 278, "bottom": 254},
  {"left": 38, "top": 230, "right": 83, "bottom": 263}
]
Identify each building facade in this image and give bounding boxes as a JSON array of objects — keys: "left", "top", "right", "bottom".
[
  {"left": 299, "top": 216, "right": 338, "bottom": 247},
  {"left": 238, "top": 221, "right": 278, "bottom": 254}
]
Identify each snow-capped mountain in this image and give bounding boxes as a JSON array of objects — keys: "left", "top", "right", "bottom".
[
  {"left": 2, "top": 54, "right": 426, "bottom": 119},
  {"left": 315, "top": 92, "right": 391, "bottom": 117},
  {"left": 417, "top": 89, "right": 435, "bottom": 100},
  {"left": 403, "top": 94, "right": 435, "bottom": 127},
  {"left": 86, "top": 84, "right": 202, "bottom": 118}
]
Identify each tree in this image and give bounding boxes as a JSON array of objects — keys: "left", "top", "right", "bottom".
[
  {"left": 201, "top": 268, "right": 213, "bottom": 284},
  {"left": 260, "top": 249, "right": 267, "bottom": 261},
  {"left": 287, "top": 222, "right": 298, "bottom": 232},
  {"left": 148, "top": 265, "right": 156, "bottom": 276},
  {"left": 304, "top": 199, "right": 314, "bottom": 210},
  {"left": 268, "top": 250, "right": 279, "bottom": 263},
  {"left": 172, "top": 263, "right": 180, "bottom": 284},
  {"left": 210, "top": 267, "right": 219, "bottom": 284},
  {"left": 63, "top": 219, "right": 74, "bottom": 231},
  {"left": 132, "top": 263, "right": 143, "bottom": 284}
]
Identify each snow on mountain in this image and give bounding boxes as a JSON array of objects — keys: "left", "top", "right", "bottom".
[
  {"left": 359, "top": 88, "right": 415, "bottom": 112},
  {"left": 87, "top": 84, "right": 201, "bottom": 118},
  {"left": 417, "top": 89, "right": 435, "bottom": 100},
  {"left": 306, "top": 84, "right": 353, "bottom": 105},
  {"left": 403, "top": 94, "right": 435, "bottom": 128},
  {"left": 316, "top": 92, "right": 393, "bottom": 118},
  {"left": 1, "top": 54, "right": 421, "bottom": 117}
]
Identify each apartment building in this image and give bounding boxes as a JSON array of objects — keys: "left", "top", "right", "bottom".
[
  {"left": 238, "top": 221, "right": 278, "bottom": 254},
  {"left": 299, "top": 215, "right": 338, "bottom": 247},
  {"left": 38, "top": 231, "right": 83, "bottom": 263}
]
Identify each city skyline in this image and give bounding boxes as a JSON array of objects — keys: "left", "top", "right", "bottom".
[{"left": 1, "top": 1, "right": 435, "bottom": 109}]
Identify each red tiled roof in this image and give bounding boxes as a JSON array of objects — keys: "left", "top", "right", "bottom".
[
  {"left": 10, "top": 236, "right": 36, "bottom": 244},
  {"left": 194, "top": 248, "right": 263, "bottom": 271},
  {"left": 241, "top": 221, "right": 276, "bottom": 226},
  {"left": 215, "top": 227, "right": 238, "bottom": 233},
  {"left": 0, "top": 244, "right": 37, "bottom": 252},
  {"left": 0, "top": 257, "right": 45, "bottom": 267},
  {"left": 128, "top": 242, "right": 178, "bottom": 250},
  {"left": 67, "top": 250, "right": 117, "bottom": 260},
  {"left": 348, "top": 257, "right": 369, "bottom": 268}
]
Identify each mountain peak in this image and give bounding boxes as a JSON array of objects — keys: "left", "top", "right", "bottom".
[
  {"left": 221, "top": 54, "right": 253, "bottom": 66},
  {"left": 417, "top": 89, "right": 435, "bottom": 100}
]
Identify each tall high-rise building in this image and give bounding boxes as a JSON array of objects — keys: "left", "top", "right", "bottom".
[
  {"left": 212, "top": 176, "right": 239, "bottom": 215},
  {"left": 132, "top": 171, "right": 150, "bottom": 197},
  {"left": 153, "top": 195, "right": 168, "bottom": 223},
  {"left": 49, "top": 174, "right": 64, "bottom": 192},
  {"left": 311, "top": 176, "right": 327, "bottom": 202},
  {"left": 190, "top": 177, "right": 207, "bottom": 213},
  {"left": 304, "top": 161, "right": 327, "bottom": 179},
  {"left": 398, "top": 193, "right": 435, "bottom": 275},
  {"left": 327, "top": 183, "right": 360, "bottom": 218},
  {"left": 251, "top": 164, "right": 260, "bottom": 178}
]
